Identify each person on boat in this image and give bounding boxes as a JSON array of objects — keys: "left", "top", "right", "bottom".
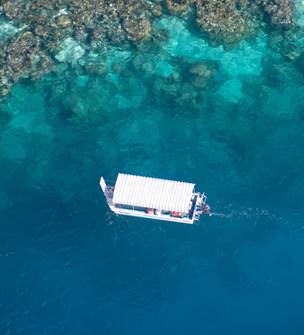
[{"left": 171, "top": 211, "right": 180, "bottom": 217}]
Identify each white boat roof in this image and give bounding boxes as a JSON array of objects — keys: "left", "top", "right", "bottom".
[{"left": 112, "top": 173, "right": 195, "bottom": 213}]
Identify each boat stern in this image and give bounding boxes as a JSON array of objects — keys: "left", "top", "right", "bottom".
[{"left": 193, "top": 192, "right": 211, "bottom": 220}]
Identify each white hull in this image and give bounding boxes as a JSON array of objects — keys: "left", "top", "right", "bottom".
[
  {"left": 100, "top": 176, "right": 210, "bottom": 224},
  {"left": 109, "top": 205, "right": 194, "bottom": 224}
]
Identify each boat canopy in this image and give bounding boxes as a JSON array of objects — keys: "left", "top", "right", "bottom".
[{"left": 112, "top": 173, "right": 195, "bottom": 213}]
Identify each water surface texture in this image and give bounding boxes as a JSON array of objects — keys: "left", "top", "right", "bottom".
[{"left": 1, "top": 2, "right": 304, "bottom": 334}]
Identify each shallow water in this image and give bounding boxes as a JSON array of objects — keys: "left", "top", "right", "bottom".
[{"left": 1, "top": 13, "right": 304, "bottom": 335}]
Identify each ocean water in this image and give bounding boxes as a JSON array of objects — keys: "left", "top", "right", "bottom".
[{"left": 1, "top": 11, "right": 304, "bottom": 335}]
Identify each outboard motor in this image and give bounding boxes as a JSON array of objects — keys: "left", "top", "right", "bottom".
[{"left": 202, "top": 203, "right": 211, "bottom": 216}]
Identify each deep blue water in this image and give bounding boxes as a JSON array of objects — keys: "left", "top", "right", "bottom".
[{"left": 1, "top": 12, "right": 304, "bottom": 335}]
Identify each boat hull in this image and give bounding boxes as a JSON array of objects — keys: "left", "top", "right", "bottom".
[
  {"left": 109, "top": 205, "right": 194, "bottom": 224},
  {"left": 100, "top": 176, "right": 209, "bottom": 224}
]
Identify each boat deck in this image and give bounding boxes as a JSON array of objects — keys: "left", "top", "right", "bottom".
[{"left": 111, "top": 207, "right": 194, "bottom": 224}]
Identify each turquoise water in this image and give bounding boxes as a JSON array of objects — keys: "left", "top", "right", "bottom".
[{"left": 1, "top": 12, "right": 304, "bottom": 335}]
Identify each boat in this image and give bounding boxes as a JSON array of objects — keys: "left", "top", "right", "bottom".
[{"left": 100, "top": 173, "right": 211, "bottom": 224}]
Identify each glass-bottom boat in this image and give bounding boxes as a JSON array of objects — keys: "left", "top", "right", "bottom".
[{"left": 100, "top": 173, "right": 211, "bottom": 224}]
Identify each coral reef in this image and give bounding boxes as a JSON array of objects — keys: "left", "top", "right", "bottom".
[
  {"left": 257, "top": 0, "right": 294, "bottom": 27},
  {"left": 195, "top": 0, "right": 248, "bottom": 45},
  {"left": 5, "top": 31, "right": 53, "bottom": 82},
  {"left": 0, "top": 0, "right": 156, "bottom": 95},
  {"left": 0, "top": 0, "right": 299, "bottom": 97},
  {"left": 166, "top": 0, "right": 191, "bottom": 15},
  {"left": 0, "top": 69, "right": 10, "bottom": 97},
  {"left": 123, "top": 15, "right": 151, "bottom": 42},
  {"left": 187, "top": 61, "right": 215, "bottom": 88},
  {"left": 55, "top": 37, "right": 85, "bottom": 63}
]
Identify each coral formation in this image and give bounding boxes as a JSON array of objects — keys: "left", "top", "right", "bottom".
[
  {"left": 257, "top": 0, "right": 294, "bottom": 27},
  {"left": 123, "top": 16, "right": 151, "bottom": 41},
  {"left": 166, "top": 0, "right": 191, "bottom": 15},
  {"left": 55, "top": 37, "right": 85, "bottom": 63},
  {"left": 188, "top": 61, "right": 215, "bottom": 88},
  {"left": 0, "top": 69, "right": 10, "bottom": 97},
  {"left": 5, "top": 31, "right": 53, "bottom": 82},
  {"left": 195, "top": 0, "right": 248, "bottom": 45}
]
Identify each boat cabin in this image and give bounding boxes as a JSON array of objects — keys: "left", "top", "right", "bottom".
[{"left": 100, "top": 173, "right": 210, "bottom": 224}]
